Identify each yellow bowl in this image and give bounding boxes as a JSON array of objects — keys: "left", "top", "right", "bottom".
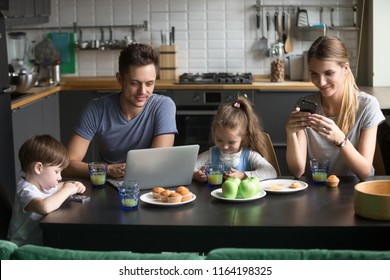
[{"left": 354, "top": 180, "right": 390, "bottom": 221}]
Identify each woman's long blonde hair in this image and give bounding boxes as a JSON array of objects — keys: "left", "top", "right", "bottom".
[
  {"left": 211, "top": 96, "right": 269, "bottom": 160},
  {"left": 308, "top": 35, "right": 359, "bottom": 134}
]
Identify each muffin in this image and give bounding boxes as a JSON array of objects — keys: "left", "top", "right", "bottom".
[
  {"left": 175, "top": 186, "right": 192, "bottom": 202},
  {"left": 175, "top": 186, "right": 190, "bottom": 195},
  {"left": 326, "top": 175, "right": 340, "bottom": 187},
  {"left": 167, "top": 192, "right": 182, "bottom": 203},
  {"left": 159, "top": 190, "right": 172, "bottom": 202},
  {"left": 181, "top": 193, "right": 192, "bottom": 202},
  {"left": 152, "top": 187, "right": 165, "bottom": 199}
]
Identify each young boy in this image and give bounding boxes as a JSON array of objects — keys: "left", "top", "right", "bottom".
[{"left": 8, "top": 135, "right": 86, "bottom": 246}]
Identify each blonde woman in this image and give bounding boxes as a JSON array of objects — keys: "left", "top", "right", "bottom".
[{"left": 286, "top": 35, "right": 385, "bottom": 181}]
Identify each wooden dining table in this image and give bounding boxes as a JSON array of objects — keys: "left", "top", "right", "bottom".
[{"left": 40, "top": 176, "right": 390, "bottom": 253}]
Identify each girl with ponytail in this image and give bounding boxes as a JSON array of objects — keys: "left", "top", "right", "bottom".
[{"left": 193, "top": 96, "right": 277, "bottom": 182}]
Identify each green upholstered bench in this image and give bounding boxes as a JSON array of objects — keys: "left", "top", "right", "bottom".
[
  {"left": 3, "top": 239, "right": 390, "bottom": 260},
  {"left": 0, "top": 239, "right": 18, "bottom": 260},
  {"left": 206, "top": 248, "right": 390, "bottom": 260},
  {"left": 10, "top": 244, "right": 205, "bottom": 260}
]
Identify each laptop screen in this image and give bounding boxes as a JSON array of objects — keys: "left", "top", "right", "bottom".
[{"left": 107, "top": 145, "right": 200, "bottom": 190}]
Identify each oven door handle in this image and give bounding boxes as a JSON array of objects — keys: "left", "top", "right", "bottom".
[{"left": 176, "top": 110, "right": 217, "bottom": 115}]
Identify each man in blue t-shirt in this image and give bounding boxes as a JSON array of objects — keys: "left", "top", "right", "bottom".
[{"left": 63, "top": 44, "right": 178, "bottom": 179}]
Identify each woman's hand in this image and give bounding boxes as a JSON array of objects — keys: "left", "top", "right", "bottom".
[
  {"left": 107, "top": 163, "right": 126, "bottom": 179},
  {"left": 308, "top": 114, "right": 346, "bottom": 145},
  {"left": 285, "top": 107, "right": 311, "bottom": 134}
]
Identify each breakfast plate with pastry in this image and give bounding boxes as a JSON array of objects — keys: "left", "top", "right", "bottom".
[
  {"left": 140, "top": 186, "right": 196, "bottom": 206},
  {"left": 260, "top": 179, "right": 308, "bottom": 193}
]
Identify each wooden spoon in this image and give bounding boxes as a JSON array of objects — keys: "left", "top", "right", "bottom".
[{"left": 284, "top": 13, "right": 293, "bottom": 53}]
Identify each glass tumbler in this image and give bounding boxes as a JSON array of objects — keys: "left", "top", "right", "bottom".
[{"left": 118, "top": 180, "right": 140, "bottom": 210}]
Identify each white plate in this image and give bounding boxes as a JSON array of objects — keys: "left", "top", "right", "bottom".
[
  {"left": 210, "top": 188, "right": 266, "bottom": 202},
  {"left": 140, "top": 192, "right": 196, "bottom": 206},
  {"left": 260, "top": 179, "right": 308, "bottom": 193}
]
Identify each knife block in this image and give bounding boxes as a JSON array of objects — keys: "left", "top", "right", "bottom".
[{"left": 159, "top": 45, "right": 177, "bottom": 80}]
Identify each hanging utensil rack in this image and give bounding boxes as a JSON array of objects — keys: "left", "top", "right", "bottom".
[
  {"left": 253, "top": 3, "right": 359, "bottom": 31},
  {"left": 6, "top": 20, "right": 148, "bottom": 41}
]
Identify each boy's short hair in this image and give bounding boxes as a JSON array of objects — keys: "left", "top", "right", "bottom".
[
  {"left": 19, "top": 135, "right": 69, "bottom": 172},
  {"left": 118, "top": 43, "right": 159, "bottom": 76}
]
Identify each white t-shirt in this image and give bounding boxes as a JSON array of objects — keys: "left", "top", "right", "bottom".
[
  {"left": 297, "top": 91, "right": 385, "bottom": 176},
  {"left": 195, "top": 147, "right": 277, "bottom": 180},
  {"left": 8, "top": 178, "right": 57, "bottom": 246}
]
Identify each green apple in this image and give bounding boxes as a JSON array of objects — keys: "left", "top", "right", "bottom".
[
  {"left": 246, "top": 176, "right": 261, "bottom": 192},
  {"left": 222, "top": 177, "right": 241, "bottom": 198},
  {"left": 238, "top": 178, "right": 258, "bottom": 198},
  {"left": 229, "top": 176, "right": 241, "bottom": 186}
]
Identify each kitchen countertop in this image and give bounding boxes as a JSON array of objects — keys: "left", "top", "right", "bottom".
[
  {"left": 59, "top": 76, "right": 318, "bottom": 91},
  {"left": 10, "top": 76, "right": 390, "bottom": 110},
  {"left": 11, "top": 85, "right": 61, "bottom": 110}
]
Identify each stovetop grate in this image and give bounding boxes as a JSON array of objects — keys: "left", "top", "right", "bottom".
[{"left": 177, "top": 72, "right": 253, "bottom": 84}]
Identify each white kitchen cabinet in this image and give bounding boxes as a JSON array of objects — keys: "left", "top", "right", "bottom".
[{"left": 12, "top": 92, "right": 60, "bottom": 182}]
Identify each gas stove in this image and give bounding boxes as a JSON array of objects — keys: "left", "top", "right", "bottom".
[{"left": 177, "top": 72, "right": 253, "bottom": 84}]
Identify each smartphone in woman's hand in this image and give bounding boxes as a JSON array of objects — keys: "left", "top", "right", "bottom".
[{"left": 299, "top": 100, "right": 317, "bottom": 113}]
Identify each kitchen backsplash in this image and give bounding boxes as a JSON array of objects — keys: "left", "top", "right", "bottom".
[{"left": 8, "top": 0, "right": 359, "bottom": 77}]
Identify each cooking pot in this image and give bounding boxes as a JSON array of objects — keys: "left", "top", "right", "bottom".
[{"left": 10, "top": 72, "right": 38, "bottom": 93}]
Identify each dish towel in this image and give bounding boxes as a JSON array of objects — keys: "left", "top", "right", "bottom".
[
  {"left": 49, "top": 32, "right": 70, "bottom": 62},
  {"left": 48, "top": 32, "right": 76, "bottom": 74}
]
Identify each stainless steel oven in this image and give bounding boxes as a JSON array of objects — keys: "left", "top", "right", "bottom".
[{"left": 171, "top": 90, "right": 254, "bottom": 153}]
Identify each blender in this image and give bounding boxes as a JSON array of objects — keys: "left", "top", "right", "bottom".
[
  {"left": 7, "top": 32, "right": 27, "bottom": 73},
  {"left": 7, "top": 32, "right": 38, "bottom": 92}
]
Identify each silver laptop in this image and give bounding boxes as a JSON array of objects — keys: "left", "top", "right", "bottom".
[{"left": 107, "top": 145, "right": 200, "bottom": 190}]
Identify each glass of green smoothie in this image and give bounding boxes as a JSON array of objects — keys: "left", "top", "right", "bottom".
[
  {"left": 310, "top": 158, "right": 330, "bottom": 185},
  {"left": 205, "top": 162, "right": 225, "bottom": 188},
  {"left": 88, "top": 162, "right": 107, "bottom": 189},
  {"left": 118, "top": 180, "right": 140, "bottom": 210}
]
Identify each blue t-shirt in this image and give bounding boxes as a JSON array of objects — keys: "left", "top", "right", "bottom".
[{"left": 74, "top": 93, "right": 178, "bottom": 163}]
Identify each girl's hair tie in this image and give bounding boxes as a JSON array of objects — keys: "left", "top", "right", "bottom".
[{"left": 233, "top": 100, "right": 241, "bottom": 108}]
